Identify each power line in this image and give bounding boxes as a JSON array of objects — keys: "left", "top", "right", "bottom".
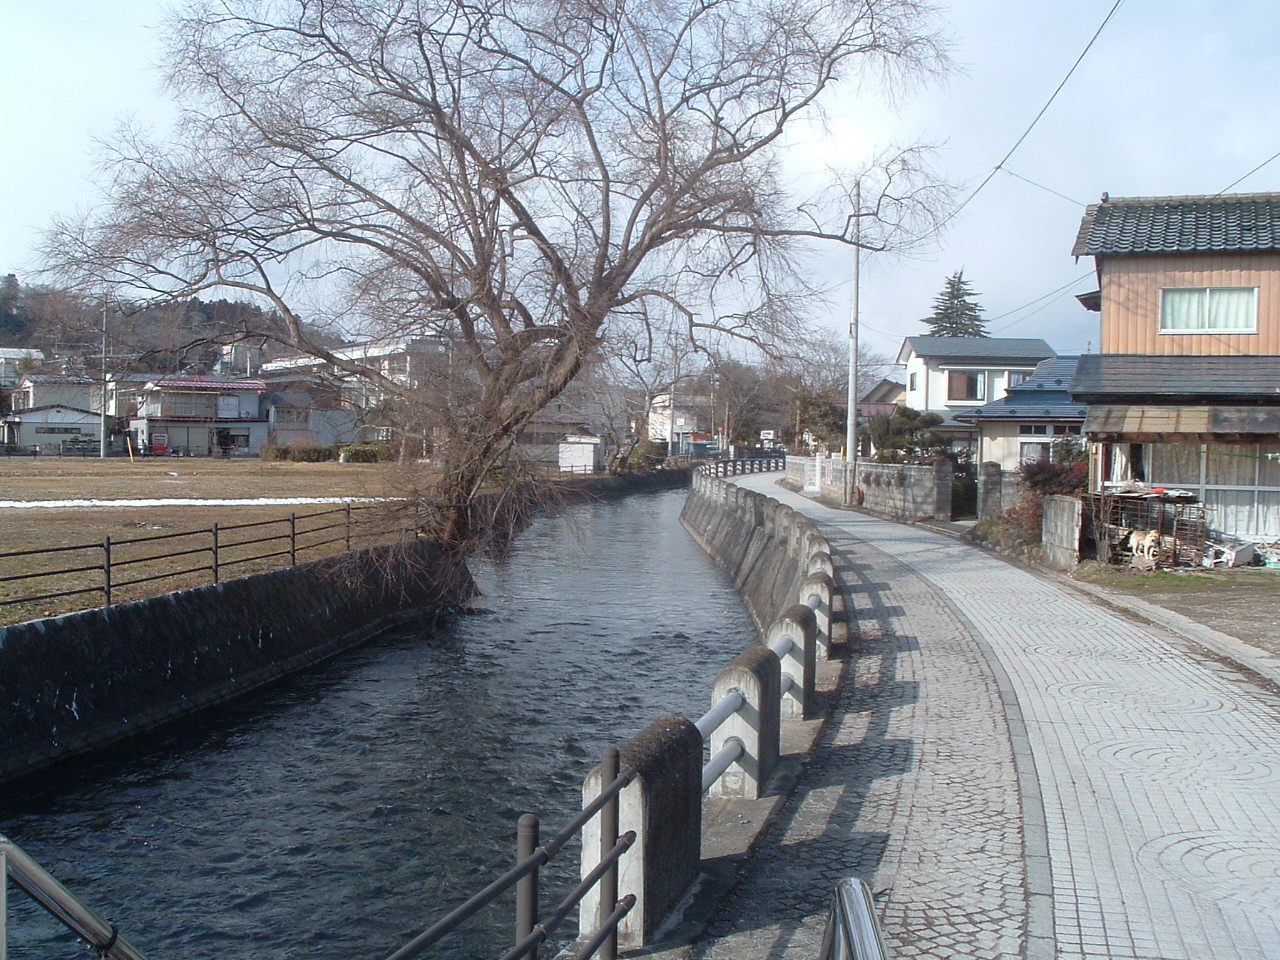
[
  {"left": 1217, "top": 150, "right": 1280, "bottom": 195},
  {"left": 918, "top": 0, "right": 1126, "bottom": 242},
  {"left": 1001, "top": 168, "right": 1085, "bottom": 207},
  {"left": 990, "top": 269, "right": 1097, "bottom": 330}
]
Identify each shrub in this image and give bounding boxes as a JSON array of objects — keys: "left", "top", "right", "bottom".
[
  {"left": 289, "top": 444, "right": 334, "bottom": 462},
  {"left": 259, "top": 443, "right": 284, "bottom": 461},
  {"left": 341, "top": 443, "right": 385, "bottom": 463}
]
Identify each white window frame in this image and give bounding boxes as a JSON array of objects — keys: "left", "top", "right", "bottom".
[
  {"left": 1158, "top": 286, "right": 1258, "bottom": 334},
  {"left": 946, "top": 369, "right": 986, "bottom": 403}
]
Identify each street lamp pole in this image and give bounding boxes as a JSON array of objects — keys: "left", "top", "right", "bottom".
[
  {"left": 100, "top": 296, "right": 109, "bottom": 459},
  {"left": 844, "top": 185, "right": 860, "bottom": 505}
]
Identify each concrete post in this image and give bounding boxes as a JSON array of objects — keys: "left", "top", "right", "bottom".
[
  {"left": 807, "top": 550, "right": 835, "bottom": 580},
  {"left": 580, "top": 716, "right": 703, "bottom": 949},
  {"left": 933, "top": 456, "right": 954, "bottom": 520},
  {"left": 802, "top": 571, "right": 835, "bottom": 659},
  {"left": 979, "top": 461, "right": 1004, "bottom": 520},
  {"left": 707, "top": 646, "right": 781, "bottom": 799},
  {"left": 767, "top": 603, "right": 817, "bottom": 718}
]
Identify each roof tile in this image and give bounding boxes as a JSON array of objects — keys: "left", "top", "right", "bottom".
[{"left": 1072, "top": 192, "right": 1280, "bottom": 256}]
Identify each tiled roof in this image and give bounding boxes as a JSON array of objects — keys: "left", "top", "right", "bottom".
[
  {"left": 954, "top": 357, "right": 1086, "bottom": 423},
  {"left": 897, "top": 336, "right": 1056, "bottom": 364},
  {"left": 1072, "top": 192, "right": 1280, "bottom": 256},
  {"left": 1071, "top": 354, "right": 1280, "bottom": 400}
]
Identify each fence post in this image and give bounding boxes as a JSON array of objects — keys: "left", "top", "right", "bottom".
[
  {"left": 102, "top": 536, "right": 112, "bottom": 607},
  {"left": 211, "top": 523, "right": 220, "bottom": 584},
  {"left": 600, "top": 746, "right": 620, "bottom": 960},
  {"left": 515, "top": 813, "right": 539, "bottom": 960},
  {"left": 289, "top": 512, "right": 297, "bottom": 566},
  {"left": 708, "top": 647, "right": 780, "bottom": 799},
  {"left": 345, "top": 503, "right": 352, "bottom": 551}
]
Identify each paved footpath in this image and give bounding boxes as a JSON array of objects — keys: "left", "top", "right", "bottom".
[{"left": 692, "top": 475, "right": 1280, "bottom": 960}]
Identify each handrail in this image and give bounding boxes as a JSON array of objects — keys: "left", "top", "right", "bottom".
[
  {"left": 1, "top": 834, "right": 149, "bottom": 960},
  {"left": 383, "top": 756, "right": 639, "bottom": 960},
  {"left": 816, "top": 878, "right": 888, "bottom": 960},
  {"left": 695, "top": 688, "right": 745, "bottom": 738},
  {"left": 702, "top": 738, "right": 745, "bottom": 793}
]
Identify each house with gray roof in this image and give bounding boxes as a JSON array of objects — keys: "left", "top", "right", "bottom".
[
  {"left": 1072, "top": 191, "right": 1280, "bottom": 541},
  {"left": 895, "top": 336, "right": 1057, "bottom": 450},
  {"left": 953, "top": 356, "right": 1085, "bottom": 470}
]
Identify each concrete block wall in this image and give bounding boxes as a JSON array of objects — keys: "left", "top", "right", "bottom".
[
  {"left": 0, "top": 541, "right": 474, "bottom": 784},
  {"left": 979, "top": 462, "right": 1023, "bottom": 520}
]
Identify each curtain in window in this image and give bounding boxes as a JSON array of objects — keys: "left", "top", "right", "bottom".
[
  {"left": 1204, "top": 489, "right": 1257, "bottom": 538},
  {"left": 1161, "top": 289, "right": 1202, "bottom": 330},
  {"left": 1148, "top": 441, "right": 1200, "bottom": 486},
  {"left": 1205, "top": 443, "right": 1258, "bottom": 486},
  {"left": 1207, "top": 287, "right": 1255, "bottom": 330}
]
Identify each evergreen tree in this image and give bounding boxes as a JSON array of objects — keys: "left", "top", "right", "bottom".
[{"left": 921, "top": 269, "right": 988, "bottom": 337}]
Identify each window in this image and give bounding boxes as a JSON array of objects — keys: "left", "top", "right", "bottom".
[
  {"left": 1019, "top": 424, "right": 1048, "bottom": 436},
  {"left": 1160, "top": 286, "right": 1257, "bottom": 333},
  {"left": 908, "top": 372, "right": 918, "bottom": 391},
  {"left": 1053, "top": 424, "right": 1081, "bottom": 436},
  {"left": 1008, "top": 371, "right": 1029, "bottom": 388},
  {"left": 947, "top": 370, "right": 984, "bottom": 401},
  {"left": 1019, "top": 441, "right": 1050, "bottom": 463}
]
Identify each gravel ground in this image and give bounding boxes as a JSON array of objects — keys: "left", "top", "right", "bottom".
[{"left": 1071, "top": 563, "right": 1280, "bottom": 659}]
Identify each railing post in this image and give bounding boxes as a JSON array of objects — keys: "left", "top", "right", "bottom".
[
  {"left": 211, "top": 523, "right": 220, "bottom": 585},
  {"left": 600, "top": 746, "right": 620, "bottom": 960},
  {"left": 289, "top": 512, "right": 297, "bottom": 566},
  {"left": 2, "top": 845, "right": 8, "bottom": 960},
  {"left": 515, "top": 813, "right": 539, "bottom": 960},
  {"left": 707, "top": 647, "right": 780, "bottom": 799},
  {"left": 102, "top": 536, "right": 112, "bottom": 607},
  {"left": 345, "top": 503, "right": 352, "bottom": 551}
]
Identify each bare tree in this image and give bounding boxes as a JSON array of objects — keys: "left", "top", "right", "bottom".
[{"left": 45, "top": 0, "right": 947, "bottom": 551}]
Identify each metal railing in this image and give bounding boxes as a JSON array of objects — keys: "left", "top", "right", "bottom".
[
  {"left": 1, "top": 834, "right": 149, "bottom": 960},
  {"left": 816, "top": 878, "right": 889, "bottom": 960},
  {"left": 384, "top": 747, "right": 638, "bottom": 960},
  {"left": 0, "top": 504, "right": 375, "bottom": 616},
  {"left": 696, "top": 689, "right": 747, "bottom": 793}
]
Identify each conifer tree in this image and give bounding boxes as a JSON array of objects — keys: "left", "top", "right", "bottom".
[{"left": 921, "top": 270, "right": 988, "bottom": 337}]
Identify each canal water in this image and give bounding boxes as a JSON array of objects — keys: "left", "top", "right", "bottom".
[{"left": 0, "top": 488, "right": 756, "bottom": 959}]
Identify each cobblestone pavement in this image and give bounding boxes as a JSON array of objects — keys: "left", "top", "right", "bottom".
[{"left": 702, "top": 475, "right": 1280, "bottom": 960}]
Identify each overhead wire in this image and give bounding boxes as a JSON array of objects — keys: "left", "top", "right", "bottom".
[
  {"left": 1216, "top": 150, "right": 1280, "bottom": 195},
  {"left": 914, "top": 0, "right": 1126, "bottom": 243}
]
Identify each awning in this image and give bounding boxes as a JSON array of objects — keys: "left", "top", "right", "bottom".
[{"left": 1084, "top": 405, "right": 1280, "bottom": 439}]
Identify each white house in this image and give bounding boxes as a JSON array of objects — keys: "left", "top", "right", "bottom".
[
  {"left": 895, "top": 336, "right": 1057, "bottom": 449},
  {"left": 2, "top": 405, "right": 102, "bottom": 451}
]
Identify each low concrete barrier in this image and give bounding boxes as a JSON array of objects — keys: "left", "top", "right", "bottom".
[
  {"left": 0, "top": 541, "right": 474, "bottom": 784},
  {"left": 574, "top": 470, "right": 840, "bottom": 951}
]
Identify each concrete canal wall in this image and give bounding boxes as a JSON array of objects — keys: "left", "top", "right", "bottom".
[
  {"left": 0, "top": 540, "right": 475, "bottom": 784},
  {"left": 679, "top": 472, "right": 814, "bottom": 635},
  {"left": 0, "top": 469, "right": 689, "bottom": 786}
]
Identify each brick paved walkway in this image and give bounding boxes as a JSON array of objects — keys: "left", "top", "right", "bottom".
[{"left": 697, "top": 475, "right": 1280, "bottom": 960}]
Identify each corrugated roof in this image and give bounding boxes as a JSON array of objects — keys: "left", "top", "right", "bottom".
[
  {"left": 1084, "top": 405, "right": 1280, "bottom": 438},
  {"left": 1072, "top": 192, "right": 1280, "bottom": 256},
  {"left": 897, "top": 336, "right": 1056, "bottom": 364},
  {"left": 1071, "top": 354, "right": 1280, "bottom": 399},
  {"left": 143, "top": 376, "right": 267, "bottom": 392}
]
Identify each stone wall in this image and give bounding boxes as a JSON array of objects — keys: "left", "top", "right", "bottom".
[
  {"left": 854, "top": 460, "right": 952, "bottom": 522},
  {"left": 0, "top": 541, "right": 474, "bottom": 784}
]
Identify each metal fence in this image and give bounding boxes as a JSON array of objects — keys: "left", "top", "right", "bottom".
[{"left": 0, "top": 504, "right": 376, "bottom": 616}]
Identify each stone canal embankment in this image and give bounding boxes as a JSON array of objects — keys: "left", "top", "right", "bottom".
[{"left": 0, "top": 469, "right": 692, "bottom": 786}]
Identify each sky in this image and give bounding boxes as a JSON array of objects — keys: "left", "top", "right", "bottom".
[{"left": 3, "top": 0, "right": 1280, "bottom": 368}]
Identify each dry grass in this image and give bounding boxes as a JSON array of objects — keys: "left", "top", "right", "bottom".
[{"left": 0, "top": 457, "right": 415, "bottom": 625}]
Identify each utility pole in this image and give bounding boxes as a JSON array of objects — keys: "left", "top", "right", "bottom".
[
  {"left": 100, "top": 296, "right": 109, "bottom": 459},
  {"left": 844, "top": 185, "right": 861, "bottom": 505}
]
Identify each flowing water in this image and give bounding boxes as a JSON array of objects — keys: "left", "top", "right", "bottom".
[{"left": 0, "top": 488, "right": 756, "bottom": 959}]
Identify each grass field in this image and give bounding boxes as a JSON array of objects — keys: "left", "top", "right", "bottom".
[{"left": 0, "top": 456, "right": 414, "bottom": 624}]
